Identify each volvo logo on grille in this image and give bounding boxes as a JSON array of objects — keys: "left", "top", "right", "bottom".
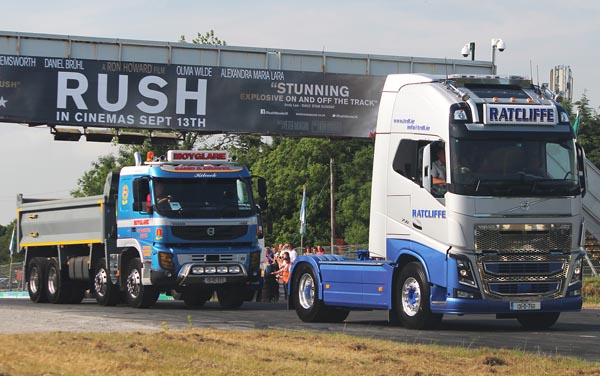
[
  {"left": 519, "top": 201, "right": 530, "bottom": 211},
  {"left": 207, "top": 227, "right": 216, "bottom": 236}
]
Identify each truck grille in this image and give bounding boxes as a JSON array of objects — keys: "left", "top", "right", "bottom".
[
  {"left": 171, "top": 225, "right": 248, "bottom": 241},
  {"left": 177, "top": 253, "right": 247, "bottom": 264},
  {"left": 474, "top": 224, "right": 572, "bottom": 300},
  {"left": 474, "top": 224, "right": 571, "bottom": 253}
]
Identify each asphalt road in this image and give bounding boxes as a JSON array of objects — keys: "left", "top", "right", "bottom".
[{"left": 1, "top": 298, "right": 599, "bottom": 362}]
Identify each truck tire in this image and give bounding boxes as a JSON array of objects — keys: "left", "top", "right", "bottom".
[
  {"left": 292, "top": 263, "right": 348, "bottom": 323},
  {"left": 516, "top": 312, "right": 560, "bottom": 330},
  {"left": 45, "top": 257, "right": 73, "bottom": 304},
  {"left": 124, "top": 258, "right": 159, "bottom": 308},
  {"left": 27, "top": 257, "right": 48, "bottom": 303},
  {"left": 182, "top": 288, "right": 213, "bottom": 309},
  {"left": 394, "top": 262, "right": 442, "bottom": 329},
  {"left": 217, "top": 286, "right": 244, "bottom": 309},
  {"left": 93, "top": 258, "right": 120, "bottom": 306}
]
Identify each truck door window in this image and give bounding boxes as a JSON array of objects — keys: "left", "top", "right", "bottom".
[
  {"left": 132, "top": 178, "right": 151, "bottom": 212},
  {"left": 393, "top": 139, "right": 429, "bottom": 186}
]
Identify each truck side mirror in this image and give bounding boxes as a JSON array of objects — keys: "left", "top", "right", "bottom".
[
  {"left": 576, "top": 143, "right": 587, "bottom": 198},
  {"left": 257, "top": 177, "right": 267, "bottom": 199}
]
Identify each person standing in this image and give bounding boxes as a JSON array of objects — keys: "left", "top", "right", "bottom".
[
  {"left": 288, "top": 243, "right": 298, "bottom": 264},
  {"left": 272, "top": 252, "right": 291, "bottom": 301}
]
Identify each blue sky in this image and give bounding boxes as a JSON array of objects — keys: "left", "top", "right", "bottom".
[{"left": 0, "top": 0, "right": 598, "bottom": 225}]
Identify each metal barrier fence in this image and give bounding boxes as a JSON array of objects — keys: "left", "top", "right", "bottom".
[{"left": 0, "top": 262, "right": 25, "bottom": 291}]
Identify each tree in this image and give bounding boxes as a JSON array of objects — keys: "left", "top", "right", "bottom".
[
  {"left": 250, "top": 137, "right": 373, "bottom": 246},
  {"left": 573, "top": 93, "right": 600, "bottom": 168}
]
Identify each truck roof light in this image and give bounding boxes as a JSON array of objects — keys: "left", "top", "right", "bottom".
[{"left": 146, "top": 151, "right": 155, "bottom": 162}]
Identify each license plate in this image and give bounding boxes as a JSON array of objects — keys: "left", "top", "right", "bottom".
[
  {"left": 204, "top": 277, "right": 226, "bottom": 284},
  {"left": 510, "top": 302, "right": 541, "bottom": 311}
]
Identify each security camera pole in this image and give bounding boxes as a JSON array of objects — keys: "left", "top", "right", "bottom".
[{"left": 491, "top": 38, "right": 505, "bottom": 74}]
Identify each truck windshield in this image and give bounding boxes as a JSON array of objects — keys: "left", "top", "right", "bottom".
[
  {"left": 450, "top": 138, "right": 579, "bottom": 197},
  {"left": 153, "top": 178, "right": 255, "bottom": 218}
]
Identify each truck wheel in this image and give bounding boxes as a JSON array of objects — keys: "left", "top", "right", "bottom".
[
  {"left": 217, "top": 286, "right": 244, "bottom": 309},
  {"left": 394, "top": 262, "right": 442, "bottom": 329},
  {"left": 293, "top": 263, "right": 333, "bottom": 322},
  {"left": 124, "top": 258, "right": 159, "bottom": 308},
  {"left": 27, "top": 257, "right": 48, "bottom": 303},
  {"left": 182, "top": 288, "right": 212, "bottom": 309},
  {"left": 516, "top": 312, "right": 560, "bottom": 330},
  {"left": 93, "top": 259, "right": 120, "bottom": 306},
  {"left": 46, "top": 258, "right": 73, "bottom": 304}
]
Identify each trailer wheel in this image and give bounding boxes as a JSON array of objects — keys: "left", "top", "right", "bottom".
[
  {"left": 217, "top": 286, "right": 244, "bottom": 309},
  {"left": 93, "top": 258, "right": 120, "bottom": 306},
  {"left": 394, "top": 262, "right": 442, "bottom": 329},
  {"left": 182, "top": 288, "right": 212, "bottom": 309},
  {"left": 516, "top": 312, "right": 560, "bottom": 330},
  {"left": 46, "top": 258, "right": 72, "bottom": 304},
  {"left": 124, "top": 258, "right": 158, "bottom": 308},
  {"left": 27, "top": 257, "right": 48, "bottom": 303}
]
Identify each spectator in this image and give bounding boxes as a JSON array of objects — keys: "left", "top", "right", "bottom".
[
  {"left": 261, "top": 249, "right": 279, "bottom": 302},
  {"left": 288, "top": 243, "right": 298, "bottom": 263},
  {"left": 272, "top": 251, "right": 291, "bottom": 301},
  {"left": 304, "top": 245, "right": 312, "bottom": 255},
  {"left": 316, "top": 245, "right": 326, "bottom": 254}
]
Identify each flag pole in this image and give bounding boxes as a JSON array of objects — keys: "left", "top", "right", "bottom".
[{"left": 299, "top": 185, "right": 306, "bottom": 249}]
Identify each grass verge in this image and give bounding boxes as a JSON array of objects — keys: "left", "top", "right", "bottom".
[
  {"left": 584, "top": 276, "right": 600, "bottom": 308},
  {"left": 0, "top": 329, "right": 599, "bottom": 376}
]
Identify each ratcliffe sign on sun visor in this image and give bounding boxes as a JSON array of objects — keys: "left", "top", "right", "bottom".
[{"left": 0, "top": 54, "right": 385, "bottom": 138}]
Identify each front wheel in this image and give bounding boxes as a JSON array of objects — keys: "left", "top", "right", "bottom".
[
  {"left": 393, "top": 262, "right": 442, "bottom": 329},
  {"left": 124, "top": 258, "right": 159, "bottom": 308},
  {"left": 516, "top": 312, "right": 560, "bottom": 330},
  {"left": 292, "top": 263, "right": 348, "bottom": 323}
]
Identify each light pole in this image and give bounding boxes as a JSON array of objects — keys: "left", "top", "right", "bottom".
[
  {"left": 461, "top": 42, "right": 475, "bottom": 61},
  {"left": 491, "top": 38, "right": 505, "bottom": 75}
]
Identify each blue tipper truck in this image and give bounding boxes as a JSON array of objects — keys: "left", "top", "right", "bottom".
[{"left": 17, "top": 149, "right": 267, "bottom": 308}]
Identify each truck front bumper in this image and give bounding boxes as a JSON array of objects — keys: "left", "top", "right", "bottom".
[{"left": 431, "top": 296, "right": 582, "bottom": 315}]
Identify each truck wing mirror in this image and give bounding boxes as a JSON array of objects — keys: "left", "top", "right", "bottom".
[
  {"left": 257, "top": 177, "right": 267, "bottom": 199},
  {"left": 576, "top": 143, "right": 587, "bottom": 198}
]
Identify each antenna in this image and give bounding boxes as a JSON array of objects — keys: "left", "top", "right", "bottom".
[{"left": 529, "top": 60, "right": 533, "bottom": 81}]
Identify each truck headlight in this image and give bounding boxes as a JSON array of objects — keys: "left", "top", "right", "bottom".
[
  {"left": 217, "top": 266, "right": 228, "bottom": 274},
  {"left": 456, "top": 257, "right": 477, "bottom": 288},
  {"left": 191, "top": 266, "right": 204, "bottom": 274},
  {"left": 228, "top": 266, "right": 241, "bottom": 274},
  {"left": 570, "top": 258, "right": 583, "bottom": 285}
]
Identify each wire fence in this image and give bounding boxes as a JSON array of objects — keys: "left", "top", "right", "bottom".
[{"left": 0, "top": 262, "right": 25, "bottom": 291}]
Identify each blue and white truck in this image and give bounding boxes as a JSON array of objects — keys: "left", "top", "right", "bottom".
[
  {"left": 290, "top": 74, "right": 587, "bottom": 329},
  {"left": 17, "top": 150, "right": 266, "bottom": 308}
]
